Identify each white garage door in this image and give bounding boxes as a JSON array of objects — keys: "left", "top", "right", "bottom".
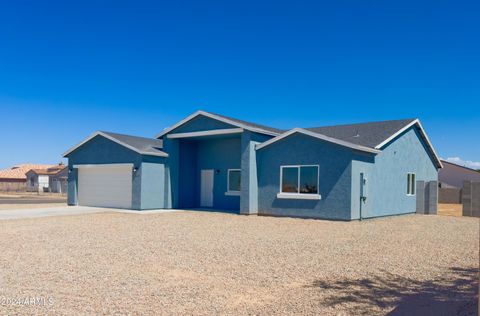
[{"left": 77, "top": 164, "right": 133, "bottom": 209}]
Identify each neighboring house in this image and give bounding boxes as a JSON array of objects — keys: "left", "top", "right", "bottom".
[
  {"left": 439, "top": 160, "right": 480, "bottom": 188},
  {"left": 63, "top": 110, "right": 442, "bottom": 220},
  {"left": 50, "top": 166, "right": 68, "bottom": 193},
  {"left": 26, "top": 164, "right": 68, "bottom": 193},
  {"left": 0, "top": 164, "right": 54, "bottom": 191}
]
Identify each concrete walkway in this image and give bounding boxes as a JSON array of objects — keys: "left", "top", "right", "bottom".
[{"left": 0, "top": 206, "right": 179, "bottom": 220}]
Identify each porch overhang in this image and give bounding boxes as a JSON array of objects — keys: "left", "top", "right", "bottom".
[{"left": 166, "top": 128, "right": 244, "bottom": 139}]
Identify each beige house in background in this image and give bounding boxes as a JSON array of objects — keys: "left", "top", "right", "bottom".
[
  {"left": 0, "top": 163, "right": 54, "bottom": 192},
  {"left": 26, "top": 163, "right": 67, "bottom": 193}
]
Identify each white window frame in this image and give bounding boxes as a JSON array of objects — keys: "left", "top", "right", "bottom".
[
  {"left": 277, "top": 165, "right": 321, "bottom": 200},
  {"left": 407, "top": 172, "right": 416, "bottom": 196},
  {"left": 225, "top": 169, "right": 241, "bottom": 196}
]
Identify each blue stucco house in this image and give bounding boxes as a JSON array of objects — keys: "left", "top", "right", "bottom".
[{"left": 63, "top": 110, "right": 442, "bottom": 220}]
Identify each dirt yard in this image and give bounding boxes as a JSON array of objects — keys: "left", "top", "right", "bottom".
[
  {"left": 0, "top": 193, "right": 66, "bottom": 210},
  {"left": 0, "top": 203, "right": 66, "bottom": 210},
  {"left": 0, "top": 212, "right": 478, "bottom": 315}
]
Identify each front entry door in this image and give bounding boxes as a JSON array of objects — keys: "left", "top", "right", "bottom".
[{"left": 200, "top": 169, "right": 214, "bottom": 207}]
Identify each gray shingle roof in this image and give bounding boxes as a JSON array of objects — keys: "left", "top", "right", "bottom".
[
  {"left": 306, "top": 119, "right": 416, "bottom": 148},
  {"left": 207, "top": 112, "right": 415, "bottom": 148},
  {"left": 101, "top": 131, "right": 166, "bottom": 156}
]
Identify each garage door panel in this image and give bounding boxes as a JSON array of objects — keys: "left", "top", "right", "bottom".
[{"left": 77, "top": 165, "right": 132, "bottom": 209}]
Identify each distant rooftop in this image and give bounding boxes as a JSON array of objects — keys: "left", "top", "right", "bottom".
[
  {"left": 28, "top": 163, "right": 66, "bottom": 176},
  {"left": 441, "top": 160, "right": 480, "bottom": 172},
  {"left": 0, "top": 163, "right": 56, "bottom": 180}
]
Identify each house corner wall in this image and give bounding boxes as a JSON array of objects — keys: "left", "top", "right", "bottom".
[
  {"left": 131, "top": 164, "right": 142, "bottom": 210},
  {"left": 67, "top": 166, "right": 77, "bottom": 205},
  {"left": 163, "top": 138, "right": 179, "bottom": 209},
  {"left": 139, "top": 161, "right": 166, "bottom": 210},
  {"left": 350, "top": 159, "right": 374, "bottom": 220},
  {"left": 240, "top": 131, "right": 271, "bottom": 215},
  {"left": 368, "top": 127, "right": 438, "bottom": 218},
  {"left": 240, "top": 132, "right": 256, "bottom": 215}
]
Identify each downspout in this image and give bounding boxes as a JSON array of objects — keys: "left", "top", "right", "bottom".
[
  {"left": 359, "top": 172, "right": 366, "bottom": 221},
  {"left": 359, "top": 196, "right": 363, "bottom": 221}
]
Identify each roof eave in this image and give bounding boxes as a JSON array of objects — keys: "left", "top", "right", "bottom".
[
  {"left": 138, "top": 151, "right": 169, "bottom": 158},
  {"left": 63, "top": 131, "right": 169, "bottom": 158}
]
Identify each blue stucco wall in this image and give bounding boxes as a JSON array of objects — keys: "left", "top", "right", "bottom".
[
  {"left": 198, "top": 137, "right": 241, "bottom": 210},
  {"left": 178, "top": 140, "right": 197, "bottom": 208},
  {"left": 357, "top": 126, "right": 438, "bottom": 218},
  {"left": 67, "top": 168, "right": 78, "bottom": 205},
  {"left": 256, "top": 133, "right": 374, "bottom": 220},
  {"left": 161, "top": 115, "right": 237, "bottom": 209},
  {"left": 173, "top": 131, "right": 273, "bottom": 213},
  {"left": 140, "top": 162, "right": 165, "bottom": 209},
  {"left": 66, "top": 135, "right": 166, "bottom": 210},
  {"left": 175, "top": 136, "right": 241, "bottom": 211},
  {"left": 350, "top": 159, "right": 374, "bottom": 220},
  {"left": 240, "top": 131, "right": 273, "bottom": 214},
  {"left": 162, "top": 137, "right": 179, "bottom": 209},
  {"left": 161, "top": 115, "right": 270, "bottom": 213}
]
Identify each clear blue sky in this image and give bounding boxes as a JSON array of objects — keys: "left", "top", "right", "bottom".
[{"left": 0, "top": 0, "right": 478, "bottom": 169}]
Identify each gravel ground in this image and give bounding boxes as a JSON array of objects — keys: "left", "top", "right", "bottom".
[{"left": 0, "top": 212, "right": 478, "bottom": 315}]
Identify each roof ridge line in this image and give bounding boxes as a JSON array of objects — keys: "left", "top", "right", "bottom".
[{"left": 306, "top": 118, "right": 417, "bottom": 129}]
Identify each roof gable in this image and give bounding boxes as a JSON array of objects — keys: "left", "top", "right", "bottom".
[
  {"left": 63, "top": 131, "right": 168, "bottom": 158},
  {"left": 256, "top": 119, "right": 442, "bottom": 169},
  {"left": 160, "top": 114, "right": 238, "bottom": 135},
  {"left": 256, "top": 128, "right": 381, "bottom": 154},
  {"left": 373, "top": 120, "right": 442, "bottom": 169},
  {"left": 155, "top": 110, "right": 281, "bottom": 138}
]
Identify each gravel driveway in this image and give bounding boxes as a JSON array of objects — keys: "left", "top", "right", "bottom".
[{"left": 0, "top": 212, "right": 477, "bottom": 315}]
